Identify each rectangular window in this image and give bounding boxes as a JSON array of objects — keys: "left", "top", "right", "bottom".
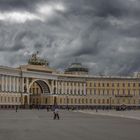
[
  {"left": 98, "top": 90, "right": 100, "bottom": 95},
  {"left": 71, "top": 89, "right": 72, "bottom": 94},
  {"left": 71, "top": 99, "right": 73, "bottom": 104},
  {"left": 123, "top": 89, "right": 125, "bottom": 95},
  {"left": 107, "top": 90, "right": 109, "bottom": 95},
  {"left": 60, "top": 98, "right": 62, "bottom": 104},
  {"left": 112, "top": 83, "right": 114, "bottom": 87},
  {"left": 133, "top": 90, "right": 136, "bottom": 96},
  {"left": 117, "top": 89, "right": 119, "bottom": 95},
  {"left": 94, "top": 89, "right": 96, "bottom": 95},
  {"left": 103, "top": 90, "right": 104, "bottom": 95},
  {"left": 90, "top": 83, "right": 92, "bottom": 87},
  {"left": 90, "top": 89, "right": 92, "bottom": 95},
  {"left": 90, "top": 99, "right": 92, "bottom": 104},
  {"left": 75, "top": 99, "right": 77, "bottom": 104},
  {"left": 133, "top": 100, "right": 135, "bottom": 104},
  {"left": 128, "top": 90, "right": 130, "bottom": 95},
  {"left": 112, "top": 89, "right": 114, "bottom": 96}
]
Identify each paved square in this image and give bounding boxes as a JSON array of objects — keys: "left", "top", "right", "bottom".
[{"left": 0, "top": 110, "right": 140, "bottom": 140}]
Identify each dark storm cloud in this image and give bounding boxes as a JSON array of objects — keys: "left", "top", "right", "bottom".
[
  {"left": 0, "top": 0, "right": 140, "bottom": 75},
  {"left": 0, "top": 0, "right": 45, "bottom": 11}
]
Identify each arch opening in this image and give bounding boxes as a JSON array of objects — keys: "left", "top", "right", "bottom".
[
  {"left": 28, "top": 80, "right": 51, "bottom": 108},
  {"left": 29, "top": 80, "right": 51, "bottom": 95}
]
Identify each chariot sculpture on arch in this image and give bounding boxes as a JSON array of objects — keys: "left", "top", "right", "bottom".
[{"left": 28, "top": 51, "right": 49, "bottom": 66}]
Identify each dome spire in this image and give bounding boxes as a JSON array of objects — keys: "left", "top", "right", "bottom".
[{"left": 65, "top": 61, "right": 89, "bottom": 75}]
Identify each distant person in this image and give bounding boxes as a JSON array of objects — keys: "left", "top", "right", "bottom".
[
  {"left": 47, "top": 106, "right": 49, "bottom": 112},
  {"left": 53, "top": 107, "right": 60, "bottom": 120},
  {"left": 96, "top": 107, "right": 98, "bottom": 112},
  {"left": 15, "top": 106, "right": 18, "bottom": 112}
]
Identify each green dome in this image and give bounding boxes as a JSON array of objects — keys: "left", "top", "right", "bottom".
[{"left": 65, "top": 63, "right": 88, "bottom": 73}]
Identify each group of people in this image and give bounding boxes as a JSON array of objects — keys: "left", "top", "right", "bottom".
[{"left": 15, "top": 105, "right": 60, "bottom": 120}]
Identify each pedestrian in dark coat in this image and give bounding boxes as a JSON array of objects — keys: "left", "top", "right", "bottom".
[{"left": 53, "top": 107, "right": 60, "bottom": 120}]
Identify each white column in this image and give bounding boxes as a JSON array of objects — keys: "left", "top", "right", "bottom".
[
  {"left": 5, "top": 76, "right": 8, "bottom": 92},
  {"left": 16, "top": 77, "right": 19, "bottom": 92},
  {"left": 61, "top": 82, "right": 64, "bottom": 94},
  {"left": 13, "top": 77, "right": 15, "bottom": 92},
  {"left": 76, "top": 82, "right": 78, "bottom": 95},
  {"left": 72, "top": 82, "right": 74, "bottom": 95},
  {"left": 15, "top": 77, "right": 16, "bottom": 92},
  {"left": 56, "top": 80, "right": 58, "bottom": 94},
  {"left": 69, "top": 82, "right": 71, "bottom": 94},
  {"left": 65, "top": 82, "right": 67, "bottom": 95},
  {"left": 84, "top": 83, "right": 86, "bottom": 95},
  {"left": 57, "top": 81, "right": 59, "bottom": 94},
  {"left": 26, "top": 78, "right": 29, "bottom": 93},
  {"left": 7, "top": 76, "right": 9, "bottom": 92},
  {"left": 63, "top": 82, "right": 65, "bottom": 94},
  {"left": 80, "top": 83, "right": 82, "bottom": 95},
  {"left": 2, "top": 75, "right": 4, "bottom": 91},
  {"left": 22, "top": 78, "right": 24, "bottom": 92},
  {"left": 9, "top": 76, "right": 11, "bottom": 92}
]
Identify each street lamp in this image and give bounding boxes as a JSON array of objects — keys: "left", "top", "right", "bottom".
[
  {"left": 66, "top": 96, "right": 69, "bottom": 110},
  {"left": 109, "top": 97, "right": 112, "bottom": 109}
]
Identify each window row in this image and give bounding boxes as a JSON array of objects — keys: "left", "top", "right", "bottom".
[
  {"left": 54, "top": 89, "right": 85, "bottom": 95},
  {"left": 57, "top": 82, "right": 85, "bottom": 87},
  {"left": 89, "top": 82, "right": 140, "bottom": 87},
  {"left": 59, "top": 98, "right": 138, "bottom": 104},
  {"left": 0, "top": 96, "right": 21, "bottom": 103},
  {"left": 88, "top": 89, "right": 140, "bottom": 96}
]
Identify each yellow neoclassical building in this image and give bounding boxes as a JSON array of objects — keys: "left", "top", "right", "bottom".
[{"left": 0, "top": 52, "right": 140, "bottom": 109}]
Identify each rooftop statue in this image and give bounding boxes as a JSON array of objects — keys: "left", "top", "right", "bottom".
[{"left": 28, "top": 52, "right": 49, "bottom": 66}]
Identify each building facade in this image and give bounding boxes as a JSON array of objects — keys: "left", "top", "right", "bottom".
[{"left": 0, "top": 53, "right": 140, "bottom": 109}]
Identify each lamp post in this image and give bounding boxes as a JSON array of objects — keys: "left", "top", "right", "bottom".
[
  {"left": 66, "top": 96, "right": 69, "bottom": 110},
  {"left": 109, "top": 97, "right": 112, "bottom": 110}
]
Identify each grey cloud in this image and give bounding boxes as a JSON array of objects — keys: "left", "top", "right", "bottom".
[{"left": 0, "top": 0, "right": 140, "bottom": 75}]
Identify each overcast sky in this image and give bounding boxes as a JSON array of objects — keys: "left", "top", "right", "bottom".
[{"left": 0, "top": 0, "right": 140, "bottom": 75}]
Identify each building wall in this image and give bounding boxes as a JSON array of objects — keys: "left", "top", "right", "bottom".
[
  {"left": 86, "top": 78, "right": 140, "bottom": 107},
  {"left": 0, "top": 68, "right": 140, "bottom": 109}
]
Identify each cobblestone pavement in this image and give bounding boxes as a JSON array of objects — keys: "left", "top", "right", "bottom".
[{"left": 0, "top": 110, "right": 140, "bottom": 140}]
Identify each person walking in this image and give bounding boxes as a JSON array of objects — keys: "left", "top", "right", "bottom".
[{"left": 53, "top": 107, "right": 60, "bottom": 120}]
